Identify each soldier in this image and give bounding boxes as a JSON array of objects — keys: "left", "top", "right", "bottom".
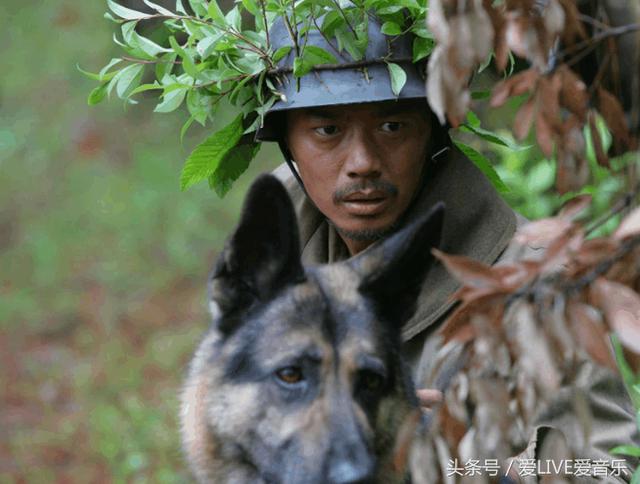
[{"left": 252, "top": 14, "right": 639, "bottom": 483}]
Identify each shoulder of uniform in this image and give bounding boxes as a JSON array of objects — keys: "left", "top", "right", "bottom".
[{"left": 270, "top": 162, "right": 306, "bottom": 204}]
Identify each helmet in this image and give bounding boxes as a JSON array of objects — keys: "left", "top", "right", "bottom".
[{"left": 255, "top": 14, "right": 428, "bottom": 142}]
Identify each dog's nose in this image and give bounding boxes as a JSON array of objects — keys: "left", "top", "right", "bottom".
[
  {"left": 327, "top": 452, "right": 375, "bottom": 484},
  {"left": 328, "top": 460, "right": 374, "bottom": 484}
]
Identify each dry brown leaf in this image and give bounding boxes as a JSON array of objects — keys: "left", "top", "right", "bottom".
[
  {"left": 514, "top": 96, "right": 536, "bottom": 140},
  {"left": 426, "top": 46, "right": 470, "bottom": 127},
  {"left": 541, "top": 226, "right": 584, "bottom": 271},
  {"left": 494, "top": 261, "right": 540, "bottom": 290},
  {"left": 559, "top": 66, "right": 588, "bottom": 121},
  {"left": 558, "top": 0, "right": 587, "bottom": 43},
  {"left": 592, "top": 278, "right": 640, "bottom": 354},
  {"left": 482, "top": 0, "right": 508, "bottom": 71},
  {"left": 559, "top": 194, "right": 592, "bottom": 220},
  {"left": 538, "top": 74, "right": 562, "bottom": 124},
  {"left": 392, "top": 410, "right": 421, "bottom": 474},
  {"left": 536, "top": 107, "right": 555, "bottom": 157},
  {"left": 567, "top": 301, "right": 617, "bottom": 370},
  {"left": 570, "top": 238, "right": 618, "bottom": 274},
  {"left": 514, "top": 216, "right": 572, "bottom": 247},
  {"left": 509, "top": 302, "right": 561, "bottom": 393},
  {"left": 440, "top": 401, "right": 469, "bottom": 452},
  {"left": 439, "top": 294, "right": 505, "bottom": 344},
  {"left": 597, "top": 87, "right": 632, "bottom": 154},
  {"left": 542, "top": 0, "right": 566, "bottom": 39},
  {"left": 504, "top": 14, "right": 547, "bottom": 69},
  {"left": 614, "top": 206, "right": 640, "bottom": 240},
  {"left": 557, "top": 153, "right": 589, "bottom": 195},
  {"left": 605, "top": 249, "right": 640, "bottom": 288},
  {"left": 432, "top": 249, "right": 502, "bottom": 289},
  {"left": 425, "top": 0, "right": 448, "bottom": 41},
  {"left": 490, "top": 68, "right": 539, "bottom": 107}
]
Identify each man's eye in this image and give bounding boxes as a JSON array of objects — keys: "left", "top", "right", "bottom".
[
  {"left": 381, "top": 121, "right": 402, "bottom": 132},
  {"left": 314, "top": 125, "right": 339, "bottom": 136}
]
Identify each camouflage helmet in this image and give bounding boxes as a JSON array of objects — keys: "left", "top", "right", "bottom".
[{"left": 255, "top": 14, "right": 429, "bottom": 142}]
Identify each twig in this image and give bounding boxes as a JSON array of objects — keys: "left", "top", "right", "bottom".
[
  {"left": 586, "top": 183, "right": 640, "bottom": 235},
  {"left": 125, "top": 14, "right": 270, "bottom": 60},
  {"left": 282, "top": 13, "right": 300, "bottom": 57},
  {"left": 330, "top": 0, "right": 357, "bottom": 38},
  {"left": 311, "top": 10, "right": 346, "bottom": 60},
  {"left": 258, "top": 0, "right": 270, "bottom": 50},
  {"left": 565, "top": 234, "right": 640, "bottom": 294},
  {"left": 268, "top": 56, "right": 412, "bottom": 74},
  {"left": 558, "top": 22, "right": 640, "bottom": 61},
  {"left": 122, "top": 55, "right": 182, "bottom": 64},
  {"left": 577, "top": 13, "right": 610, "bottom": 31}
]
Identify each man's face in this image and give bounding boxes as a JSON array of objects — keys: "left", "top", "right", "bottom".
[{"left": 286, "top": 101, "right": 431, "bottom": 251}]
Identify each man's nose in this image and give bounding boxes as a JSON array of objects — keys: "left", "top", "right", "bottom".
[{"left": 345, "top": 132, "right": 382, "bottom": 179}]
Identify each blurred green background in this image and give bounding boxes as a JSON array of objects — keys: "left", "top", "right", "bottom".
[
  {"left": 0, "top": 2, "right": 280, "bottom": 482},
  {"left": 0, "top": 1, "right": 631, "bottom": 483}
]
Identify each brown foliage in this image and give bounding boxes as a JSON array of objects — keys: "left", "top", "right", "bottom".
[
  {"left": 426, "top": 0, "right": 638, "bottom": 193},
  {"left": 410, "top": 200, "right": 640, "bottom": 479}
]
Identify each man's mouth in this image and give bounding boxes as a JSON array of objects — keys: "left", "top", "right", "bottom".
[{"left": 341, "top": 190, "right": 391, "bottom": 216}]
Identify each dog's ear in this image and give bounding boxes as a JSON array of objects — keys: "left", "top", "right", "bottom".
[
  {"left": 209, "top": 174, "right": 305, "bottom": 331},
  {"left": 354, "top": 202, "right": 444, "bottom": 327}
]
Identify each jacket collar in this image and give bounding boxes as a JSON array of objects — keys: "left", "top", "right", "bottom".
[{"left": 277, "top": 145, "right": 516, "bottom": 340}]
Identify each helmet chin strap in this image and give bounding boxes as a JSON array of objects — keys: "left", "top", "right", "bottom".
[{"left": 277, "top": 139, "right": 309, "bottom": 196}]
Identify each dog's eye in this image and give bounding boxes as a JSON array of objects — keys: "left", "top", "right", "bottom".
[
  {"left": 276, "top": 366, "right": 304, "bottom": 384},
  {"left": 359, "top": 370, "right": 385, "bottom": 393}
]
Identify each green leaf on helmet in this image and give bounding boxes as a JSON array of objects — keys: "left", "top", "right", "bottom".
[
  {"left": 336, "top": 28, "right": 366, "bottom": 61},
  {"left": 293, "top": 46, "right": 337, "bottom": 78},
  {"left": 87, "top": 84, "right": 109, "bottom": 105},
  {"left": 293, "top": 57, "right": 310, "bottom": 77},
  {"left": 386, "top": 62, "right": 407, "bottom": 97},
  {"left": 226, "top": 6, "right": 242, "bottom": 31},
  {"left": 115, "top": 64, "right": 145, "bottom": 99},
  {"left": 107, "top": 0, "right": 153, "bottom": 20},
  {"left": 154, "top": 85, "right": 188, "bottom": 113},
  {"left": 188, "top": 0, "right": 208, "bottom": 17},
  {"left": 121, "top": 21, "right": 137, "bottom": 44},
  {"left": 381, "top": 21, "right": 402, "bottom": 35},
  {"left": 208, "top": 141, "right": 261, "bottom": 197},
  {"left": 175, "top": 0, "right": 187, "bottom": 14},
  {"left": 207, "top": 1, "right": 225, "bottom": 22},
  {"left": 377, "top": 6, "right": 405, "bottom": 15},
  {"left": 142, "top": 0, "right": 175, "bottom": 16},
  {"left": 412, "top": 36, "right": 434, "bottom": 62},
  {"left": 133, "top": 32, "right": 173, "bottom": 57},
  {"left": 128, "top": 82, "right": 163, "bottom": 97},
  {"left": 453, "top": 141, "right": 510, "bottom": 194},
  {"left": 241, "top": 0, "right": 260, "bottom": 16},
  {"left": 180, "top": 114, "right": 245, "bottom": 191},
  {"left": 169, "top": 36, "right": 200, "bottom": 79},
  {"left": 303, "top": 46, "right": 338, "bottom": 65},
  {"left": 321, "top": 10, "right": 343, "bottom": 37},
  {"left": 273, "top": 46, "right": 292, "bottom": 63}
]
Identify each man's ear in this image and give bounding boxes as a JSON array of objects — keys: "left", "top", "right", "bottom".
[
  {"left": 208, "top": 174, "right": 305, "bottom": 332},
  {"left": 354, "top": 202, "right": 444, "bottom": 326}
]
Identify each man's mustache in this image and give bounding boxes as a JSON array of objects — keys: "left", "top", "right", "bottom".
[{"left": 333, "top": 180, "right": 399, "bottom": 204}]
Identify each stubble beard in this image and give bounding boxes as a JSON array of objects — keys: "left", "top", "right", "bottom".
[{"left": 333, "top": 220, "right": 399, "bottom": 242}]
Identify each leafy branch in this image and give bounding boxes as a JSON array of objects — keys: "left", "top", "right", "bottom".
[{"left": 84, "top": 0, "right": 435, "bottom": 196}]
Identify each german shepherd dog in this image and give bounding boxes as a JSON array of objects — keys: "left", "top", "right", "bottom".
[{"left": 181, "top": 174, "right": 443, "bottom": 484}]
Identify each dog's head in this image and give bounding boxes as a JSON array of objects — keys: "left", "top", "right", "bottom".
[{"left": 183, "top": 174, "right": 443, "bottom": 484}]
